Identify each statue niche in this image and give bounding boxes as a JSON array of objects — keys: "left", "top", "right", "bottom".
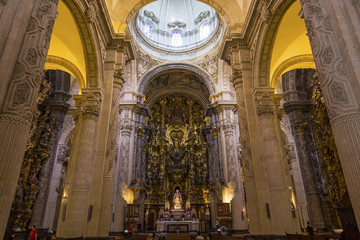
[
  {"left": 144, "top": 96, "right": 210, "bottom": 210},
  {"left": 169, "top": 130, "right": 185, "bottom": 166}
]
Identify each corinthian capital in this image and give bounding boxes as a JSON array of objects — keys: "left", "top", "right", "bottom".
[
  {"left": 223, "top": 124, "right": 235, "bottom": 136},
  {"left": 254, "top": 88, "right": 275, "bottom": 115},
  {"left": 81, "top": 89, "right": 102, "bottom": 118}
]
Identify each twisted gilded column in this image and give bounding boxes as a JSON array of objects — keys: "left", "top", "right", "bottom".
[
  {"left": 300, "top": 0, "right": 360, "bottom": 229},
  {"left": 98, "top": 69, "right": 125, "bottom": 236},
  {"left": 232, "top": 71, "right": 260, "bottom": 233},
  {"left": 254, "top": 88, "right": 299, "bottom": 234},
  {"left": 0, "top": 1, "right": 58, "bottom": 238},
  {"left": 58, "top": 89, "right": 102, "bottom": 238}
]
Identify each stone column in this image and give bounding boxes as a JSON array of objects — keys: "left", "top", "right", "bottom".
[
  {"left": 300, "top": 0, "right": 360, "bottom": 228},
  {"left": 254, "top": 88, "right": 299, "bottom": 234},
  {"left": 282, "top": 69, "right": 326, "bottom": 230},
  {"left": 97, "top": 68, "right": 125, "bottom": 236},
  {"left": 0, "top": 1, "right": 58, "bottom": 238},
  {"left": 57, "top": 89, "right": 101, "bottom": 238},
  {"left": 223, "top": 123, "right": 248, "bottom": 230},
  {"left": 231, "top": 71, "right": 260, "bottom": 233}
]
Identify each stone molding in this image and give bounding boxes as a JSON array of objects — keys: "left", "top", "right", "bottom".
[
  {"left": 330, "top": 112, "right": 360, "bottom": 127},
  {"left": 0, "top": 114, "right": 32, "bottom": 129}
]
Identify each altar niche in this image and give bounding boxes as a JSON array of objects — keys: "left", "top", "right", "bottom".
[{"left": 143, "top": 96, "right": 211, "bottom": 231}]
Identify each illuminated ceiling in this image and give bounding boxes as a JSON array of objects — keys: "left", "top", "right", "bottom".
[
  {"left": 270, "top": 1, "right": 315, "bottom": 89},
  {"left": 46, "top": 0, "right": 86, "bottom": 92},
  {"left": 134, "top": 0, "right": 220, "bottom": 53},
  {"left": 104, "top": 0, "right": 252, "bottom": 35}
]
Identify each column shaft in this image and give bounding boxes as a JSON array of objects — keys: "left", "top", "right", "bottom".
[
  {"left": 58, "top": 90, "right": 101, "bottom": 238},
  {"left": 301, "top": 0, "right": 360, "bottom": 229},
  {"left": 232, "top": 73, "right": 260, "bottom": 233},
  {"left": 254, "top": 89, "right": 299, "bottom": 234},
  {"left": 0, "top": 1, "right": 58, "bottom": 238}
]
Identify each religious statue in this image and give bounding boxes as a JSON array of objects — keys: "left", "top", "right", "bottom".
[
  {"left": 169, "top": 130, "right": 185, "bottom": 165},
  {"left": 173, "top": 189, "right": 183, "bottom": 209}
]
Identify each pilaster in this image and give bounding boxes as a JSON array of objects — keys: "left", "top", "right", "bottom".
[
  {"left": 57, "top": 89, "right": 102, "bottom": 238},
  {"left": 254, "top": 88, "right": 299, "bottom": 234},
  {"left": 231, "top": 69, "right": 260, "bottom": 234},
  {"left": 97, "top": 55, "right": 126, "bottom": 236}
]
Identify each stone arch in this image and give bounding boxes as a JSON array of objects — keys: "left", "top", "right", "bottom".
[
  {"left": 58, "top": 0, "right": 99, "bottom": 88},
  {"left": 138, "top": 63, "right": 216, "bottom": 97},
  {"left": 254, "top": 0, "right": 296, "bottom": 87},
  {"left": 45, "top": 56, "right": 86, "bottom": 92},
  {"left": 271, "top": 55, "right": 315, "bottom": 91}
]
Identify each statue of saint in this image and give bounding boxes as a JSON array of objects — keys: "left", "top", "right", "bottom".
[
  {"left": 169, "top": 130, "right": 185, "bottom": 164},
  {"left": 173, "top": 189, "right": 183, "bottom": 209}
]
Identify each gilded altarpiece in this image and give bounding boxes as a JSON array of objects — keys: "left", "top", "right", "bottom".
[{"left": 144, "top": 96, "right": 210, "bottom": 207}]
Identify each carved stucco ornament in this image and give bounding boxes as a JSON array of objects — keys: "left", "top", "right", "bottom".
[
  {"left": 192, "top": 51, "right": 218, "bottom": 83},
  {"left": 137, "top": 48, "right": 162, "bottom": 81}
]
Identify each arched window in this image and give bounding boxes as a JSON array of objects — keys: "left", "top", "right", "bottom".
[
  {"left": 171, "top": 31, "right": 183, "bottom": 46},
  {"left": 200, "top": 23, "right": 210, "bottom": 40},
  {"left": 144, "top": 22, "right": 153, "bottom": 38}
]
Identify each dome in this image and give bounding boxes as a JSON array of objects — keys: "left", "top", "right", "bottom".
[{"left": 133, "top": 0, "right": 221, "bottom": 57}]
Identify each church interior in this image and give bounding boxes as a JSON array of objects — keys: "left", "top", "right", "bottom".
[{"left": 1, "top": 0, "right": 360, "bottom": 239}]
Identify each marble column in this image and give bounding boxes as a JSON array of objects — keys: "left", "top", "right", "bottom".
[
  {"left": 300, "top": 0, "right": 360, "bottom": 228},
  {"left": 222, "top": 122, "right": 248, "bottom": 230},
  {"left": 0, "top": 1, "right": 58, "bottom": 238},
  {"left": 112, "top": 120, "right": 133, "bottom": 232},
  {"left": 282, "top": 69, "right": 326, "bottom": 230},
  {"left": 203, "top": 119, "right": 223, "bottom": 229},
  {"left": 98, "top": 68, "right": 125, "bottom": 236},
  {"left": 254, "top": 88, "right": 299, "bottom": 234},
  {"left": 57, "top": 89, "right": 102, "bottom": 238},
  {"left": 231, "top": 71, "right": 260, "bottom": 233}
]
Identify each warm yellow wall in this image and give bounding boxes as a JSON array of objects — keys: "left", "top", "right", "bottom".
[
  {"left": 270, "top": 1, "right": 315, "bottom": 89},
  {"left": 46, "top": 0, "right": 86, "bottom": 90}
]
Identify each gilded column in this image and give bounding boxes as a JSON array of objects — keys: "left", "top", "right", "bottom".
[
  {"left": 231, "top": 71, "right": 260, "bottom": 233},
  {"left": 300, "top": 0, "right": 360, "bottom": 229},
  {"left": 282, "top": 69, "right": 326, "bottom": 230},
  {"left": 254, "top": 88, "right": 299, "bottom": 234},
  {"left": 0, "top": 1, "right": 58, "bottom": 238},
  {"left": 58, "top": 89, "right": 102, "bottom": 238}
]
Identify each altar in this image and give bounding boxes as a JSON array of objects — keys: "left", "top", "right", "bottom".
[{"left": 156, "top": 220, "right": 200, "bottom": 232}]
